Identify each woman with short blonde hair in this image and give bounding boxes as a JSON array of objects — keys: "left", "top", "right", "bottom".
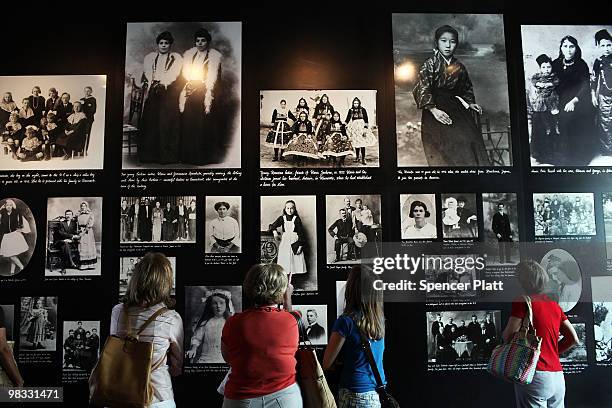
[
  {"left": 221, "top": 263, "right": 302, "bottom": 407},
  {"left": 110, "top": 252, "right": 183, "bottom": 408}
]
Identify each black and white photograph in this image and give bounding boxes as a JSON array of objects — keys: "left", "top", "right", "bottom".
[
  {"left": 0, "top": 75, "right": 106, "bottom": 170},
  {"left": 400, "top": 194, "right": 438, "bottom": 240},
  {"left": 0, "top": 304, "right": 14, "bottom": 341},
  {"left": 62, "top": 321, "right": 100, "bottom": 373},
  {"left": 261, "top": 196, "right": 317, "bottom": 291},
  {"left": 594, "top": 304, "right": 612, "bottom": 363},
  {"left": 46, "top": 197, "right": 102, "bottom": 276},
  {"left": 205, "top": 196, "right": 241, "bottom": 254},
  {"left": 426, "top": 311, "right": 501, "bottom": 363},
  {"left": 260, "top": 90, "right": 379, "bottom": 168},
  {"left": 119, "top": 256, "right": 176, "bottom": 296},
  {"left": 424, "top": 255, "right": 479, "bottom": 301},
  {"left": 326, "top": 195, "right": 382, "bottom": 264},
  {"left": 441, "top": 194, "right": 478, "bottom": 239},
  {"left": 19, "top": 296, "right": 57, "bottom": 351},
  {"left": 120, "top": 196, "right": 197, "bottom": 244},
  {"left": 393, "top": 14, "right": 512, "bottom": 167},
  {"left": 560, "top": 322, "right": 587, "bottom": 363},
  {"left": 1, "top": 198, "right": 36, "bottom": 277},
  {"left": 336, "top": 281, "right": 346, "bottom": 318},
  {"left": 602, "top": 193, "right": 612, "bottom": 259},
  {"left": 540, "top": 248, "right": 582, "bottom": 313},
  {"left": 521, "top": 25, "right": 612, "bottom": 166},
  {"left": 293, "top": 305, "right": 328, "bottom": 346},
  {"left": 123, "top": 22, "right": 241, "bottom": 169},
  {"left": 482, "top": 193, "right": 519, "bottom": 265},
  {"left": 184, "top": 286, "right": 241, "bottom": 365},
  {"left": 533, "top": 193, "right": 595, "bottom": 237}
]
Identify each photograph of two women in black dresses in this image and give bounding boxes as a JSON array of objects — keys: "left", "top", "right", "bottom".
[
  {"left": 0, "top": 75, "right": 106, "bottom": 170},
  {"left": 522, "top": 25, "right": 612, "bottom": 166},
  {"left": 393, "top": 14, "right": 512, "bottom": 167},
  {"left": 123, "top": 22, "right": 241, "bottom": 169}
]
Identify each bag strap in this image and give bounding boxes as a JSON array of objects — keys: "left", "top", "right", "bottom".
[
  {"left": 357, "top": 327, "right": 385, "bottom": 390},
  {"left": 520, "top": 295, "right": 535, "bottom": 333},
  {"left": 122, "top": 305, "right": 168, "bottom": 339}
]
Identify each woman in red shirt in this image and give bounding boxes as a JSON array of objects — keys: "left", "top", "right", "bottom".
[
  {"left": 502, "top": 260, "right": 579, "bottom": 408},
  {"left": 221, "top": 263, "right": 302, "bottom": 407}
]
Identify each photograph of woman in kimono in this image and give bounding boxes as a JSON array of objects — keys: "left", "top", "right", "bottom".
[
  {"left": 55, "top": 101, "right": 87, "bottom": 160},
  {"left": 313, "top": 94, "right": 334, "bottom": 150},
  {"left": 0, "top": 199, "right": 32, "bottom": 275},
  {"left": 180, "top": 28, "right": 224, "bottom": 165},
  {"left": 345, "top": 97, "right": 377, "bottom": 164},
  {"left": 138, "top": 31, "right": 183, "bottom": 164},
  {"left": 25, "top": 298, "right": 48, "bottom": 349},
  {"left": 152, "top": 201, "right": 163, "bottom": 242},
  {"left": 268, "top": 200, "right": 307, "bottom": 275},
  {"left": 265, "top": 99, "right": 296, "bottom": 161},
  {"left": 283, "top": 111, "right": 320, "bottom": 165},
  {"left": 120, "top": 199, "right": 130, "bottom": 241},
  {"left": 412, "top": 25, "right": 491, "bottom": 167},
  {"left": 322, "top": 111, "right": 353, "bottom": 167},
  {"left": 77, "top": 202, "right": 97, "bottom": 270},
  {"left": 186, "top": 289, "right": 234, "bottom": 364}
]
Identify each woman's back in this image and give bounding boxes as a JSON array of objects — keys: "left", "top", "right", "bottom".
[
  {"left": 511, "top": 294, "right": 567, "bottom": 371},
  {"left": 110, "top": 303, "right": 183, "bottom": 403},
  {"left": 222, "top": 307, "right": 298, "bottom": 399}
]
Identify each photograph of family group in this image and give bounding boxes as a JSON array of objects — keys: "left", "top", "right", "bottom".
[
  {"left": 123, "top": 22, "right": 241, "bottom": 169},
  {"left": 393, "top": 14, "right": 512, "bottom": 167},
  {"left": 533, "top": 193, "right": 596, "bottom": 237},
  {"left": 521, "top": 25, "right": 612, "bottom": 166},
  {"left": 119, "top": 256, "right": 176, "bottom": 296},
  {"left": 260, "top": 90, "right": 379, "bottom": 168},
  {"left": 0, "top": 75, "right": 106, "bottom": 170},
  {"left": 62, "top": 321, "right": 100, "bottom": 373}
]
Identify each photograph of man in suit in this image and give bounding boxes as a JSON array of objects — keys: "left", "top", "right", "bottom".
[
  {"left": 328, "top": 208, "right": 355, "bottom": 262},
  {"left": 492, "top": 203, "right": 513, "bottom": 263},
  {"left": 305, "top": 309, "right": 325, "bottom": 343},
  {"left": 443, "top": 317, "right": 458, "bottom": 340},
  {"left": 467, "top": 314, "right": 481, "bottom": 343},
  {"left": 55, "top": 209, "right": 79, "bottom": 274}
]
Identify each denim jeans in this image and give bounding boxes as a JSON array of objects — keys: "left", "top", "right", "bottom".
[
  {"left": 222, "top": 383, "right": 303, "bottom": 408},
  {"left": 338, "top": 388, "right": 381, "bottom": 408},
  {"left": 149, "top": 400, "right": 176, "bottom": 408},
  {"left": 514, "top": 370, "right": 565, "bottom": 408}
]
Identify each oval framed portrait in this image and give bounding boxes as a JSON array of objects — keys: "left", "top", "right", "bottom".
[
  {"left": 0, "top": 198, "right": 37, "bottom": 276},
  {"left": 541, "top": 248, "right": 582, "bottom": 313}
]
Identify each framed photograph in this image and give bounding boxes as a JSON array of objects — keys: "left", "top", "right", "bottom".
[
  {"left": 560, "top": 322, "right": 587, "bottom": 363},
  {"left": 0, "top": 75, "right": 106, "bottom": 170},
  {"left": 19, "top": 296, "right": 57, "bottom": 352},
  {"left": 62, "top": 321, "right": 100, "bottom": 373},
  {"left": 293, "top": 305, "right": 328, "bottom": 345},
  {"left": 336, "top": 281, "right": 346, "bottom": 318},
  {"left": 540, "top": 248, "right": 582, "bottom": 313},
  {"left": 400, "top": 194, "right": 438, "bottom": 240},
  {"left": 205, "top": 196, "right": 241, "bottom": 254},
  {"left": 521, "top": 25, "right": 612, "bottom": 166},
  {"left": 482, "top": 193, "right": 519, "bottom": 265},
  {"left": 533, "top": 193, "right": 595, "bottom": 237},
  {"left": 46, "top": 197, "right": 102, "bottom": 276},
  {"left": 0, "top": 304, "right": 15, "bottom": 341},
  {"left": 0, "top": 198, "right": 36, "bottom": 277},
  {"left": 393, "top": 14, "right": 512, "bottom": 167},
  {"left": 260, "top": 90, "right": 379, "bottom": 168},
  {"left": 440, "top": 194, "right": 478, "bottom": 239},
  {"left": 123, "top": 22, "right": 241, "bottom": 169},
  {"left": 119, "top": 256, "right": 176, "bottom": 296}
]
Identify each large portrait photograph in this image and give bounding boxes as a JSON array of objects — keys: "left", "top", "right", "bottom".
[
  {"left": 393, "top": 14, "right": 512, "bottom": 167},
  {"left": 123, "top": 22, "right": 241, "bottom": 169},
  {"left": 521, "top": 25, "right": 612, "bottom": 166},
  {"left": 205, "top": 196, "right": 241, "bottom": 254},
  {"left": 533, "top": 193, "right": 595, "bottom": 238},
  {"left": 260, "top": 90, "right": 379, "bottom": 168},
  {"left": 400, "top": 194, "right": 438, "bottom": 240},
  {"left": 0, "top": 75, "right": 106, "bottom": 170}
]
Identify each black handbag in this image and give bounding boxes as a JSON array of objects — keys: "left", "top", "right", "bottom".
[
  {"left": 357, "top": 329, "right": 400, "bottom": 408},
  {"left": 291, "top": 241, "right": 302, "bottom": 255}
]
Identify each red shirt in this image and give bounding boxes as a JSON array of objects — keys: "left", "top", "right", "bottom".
[
  {"left": 510, "top": 294, "right": 568, "bottom": 372},
  {"left": 222, "top": 308, "right": 298, "bottom": 399}
]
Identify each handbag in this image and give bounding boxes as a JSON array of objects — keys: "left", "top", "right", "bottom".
[
  {"left": 89, "top": 306, "right": 168, "bottom": 408},
  {"left": 0, "top": 341, "right": 16, "bottom": 387},
  {"left": 488, "top": 296, "right": 542, "bottom": 385},
  {"left": 290, "top": 311, "right": 336, "bottom": 408},
  {"left": 357, "top": 329, "right": 400, "bottom": 408}
]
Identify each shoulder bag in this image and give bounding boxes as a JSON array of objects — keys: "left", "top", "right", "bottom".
[
  {"left": 356, "top": 328, "right": 400, "bottom": 408},
  {"left": 290, "top": 311, "right": 336, "bottom": 408},
  {"left": 488, "top": 296, "right": 542, "bottom": 385},
  {"left": 89, "top": 306, "right": 168, "bottom": 408},
  {"left": 0, "top": 341, "right": 16, "bottom": 387}
]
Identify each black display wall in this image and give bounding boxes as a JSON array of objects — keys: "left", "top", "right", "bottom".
[{"left": 2, "top": 5, "right": 612, "bottom": 407}]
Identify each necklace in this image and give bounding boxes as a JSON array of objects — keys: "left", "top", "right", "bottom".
[
  {"left": 32, "top": 96, "right": 39, "bottom": 109},
  {"left": 601, "top": 67, "right": 612, "bottom": 92},
  {"left": 563, "top": 59, "right": 574, "bottom": 70}
]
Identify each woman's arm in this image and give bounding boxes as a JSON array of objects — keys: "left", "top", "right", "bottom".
[
  {"left": 501, "top": 316, "right": 522, "bottom": 343},
  {"left": 558, "top": 319, "right": 579, "bottom": 355},
  {"left": 322, "top": 332, "right": 345, "bottom": 370},
  {"left": 268, "top": 215, "right": 283, "bottom": 232},
  {"left": 413, "top": 59, "right": 436, "bottom": 109},
  {"left": 0, "top": 328, "right": 24, "bottom": 386},
  {"left": 283, "top": 279, "right": 294, "bottom": 312},
  {"left": 167, "top": 314, "right": 184, "bottom": 376},
  {"left": 362, "top": 108, "right": 369, "bottom": 126}
]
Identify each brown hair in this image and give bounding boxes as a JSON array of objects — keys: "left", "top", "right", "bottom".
[
  {"left": 516, "top": 259, "right": 549, "bottom": 295},
  {"left": 123, "top": 252, "right": 175, "bottom": 308},
  {"left": 243, "top": 263, "right": 287, "bottom": 306},
  {"left": 344, "top": 265, "right": 385, "bottom": 340}
]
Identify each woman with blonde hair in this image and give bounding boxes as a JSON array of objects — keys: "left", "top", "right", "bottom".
[
  {"left": 0, "top": 305, "right": 24, "bottom": 386},
  {"left": 110, "top": 252, "right": 183, "bottom": 408},
  {"left": 221, "top": 263, "right": 302, "bottom": 407},
  {"left": 323, "top": 265, "right": 387, "bottom": 407}
]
